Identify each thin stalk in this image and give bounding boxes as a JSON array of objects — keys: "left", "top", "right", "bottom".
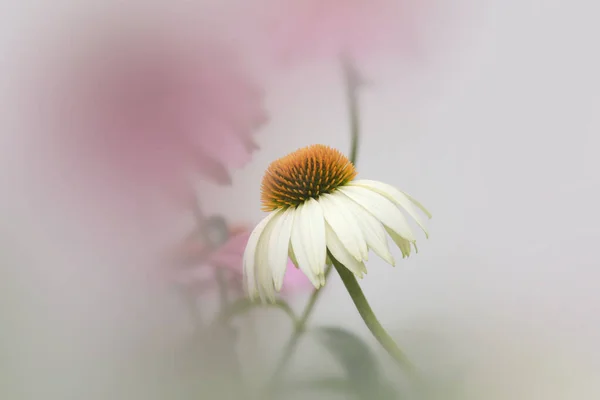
[
  {"left": 265, "top": 59, "right": 362, "bottom": 392},
  {"left": 267, "top": 265, "right": 332, "bottom": 385},
  {"left": 182, "top": 200, "right": 206, "bottom": 329},
  {"left": 330, "top": 255, "right": 416, "bottom": 376},
  {"left": 189, "top": 201, "right": 244, "bottom": 391},
  {"left": 343, "top": 60, "right": 361, "bottom": 166}
]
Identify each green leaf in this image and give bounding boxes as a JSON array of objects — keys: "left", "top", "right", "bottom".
[
  {"left": 316, "top": 326, "right": 379, "bottom": 382},
  {"left": 315, "top": 326, "right": 399, "bottom": 399}
]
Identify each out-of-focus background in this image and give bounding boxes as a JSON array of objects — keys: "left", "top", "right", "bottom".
[{"left": 1, "top": 0, "right": 599, "bottom": 399}]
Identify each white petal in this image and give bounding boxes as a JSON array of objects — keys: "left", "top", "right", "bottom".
[
  {"left": 288, "top": 246, "right": 299, "bottom": 268},
  {"left": 327, "top": 193, "right": 370, "bottom": 260},
  {"left": 325, "top": 222, "right": 367, "bottom": 277},
  {"left": 243, "top": 210, "right": 281, "bottom": 300},
  {"left": 350, "top": 180, "right": 429, "bottom": 238},
  {"left": 255, "top": 211, "right": 284, "bottom": 302},
  {"left": 405, "top": 192, "right": 432, "bottom": 219},
  {"left": 301, "top": 198, "right": 327, "bottom": 274},
  {"left": 339, "top": 195, "right": 395, "bottom": 266},
  {"left": 319, "top": 193, "right": 368, "bottom": 261},
  {"left": 385, "top": 227, "right": 413, "bottom": 258},
  {"left": 267, "top": 207, "right": 296, "bottom": 291},
  {"left": 290, "top": 240, "right": 320, "bottom": 288},
  {"left": 339, "top": 186, "right": 416, "bottom": 242},
  {"left": 290, "top": 200, "right": 326, "bottom": 288}
]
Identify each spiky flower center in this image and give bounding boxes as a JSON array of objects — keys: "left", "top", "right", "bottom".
[{"left": 261, "top": 144, "right": 357, "bottom": 211}]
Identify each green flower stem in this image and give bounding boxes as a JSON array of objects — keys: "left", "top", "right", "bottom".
[
  {"left": 265, "top": 59, "right": 362, "bottom": 392},
  {"left": 189, "top": 200, "right": 244, "bottom": 391},
  {"left": 343, "top": 59, "right": 361, "bottom": 166},
  {"left": 267, "top": 264, "right": 332, "bottom": 386},
  {"left": 330, "top": 256, "right": 416, "bottom": 376},
  {"left": 191, "top": 200, "right": 231, "bottom": 314}
]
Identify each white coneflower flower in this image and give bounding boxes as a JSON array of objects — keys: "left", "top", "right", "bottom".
[{"left": 244, "top": 144, "right": 431, "bottom": 302}]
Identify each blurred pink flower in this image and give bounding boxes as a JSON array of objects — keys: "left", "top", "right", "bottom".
[
  {"left": 254, "top": 0, "right": 429, "bottom": 65},
  {"left": 10, "top": 4, "right": 273, "bottom": 284},
  {"left": 35, "top": 13, "right": 266, "bottom": 209},
  {"left": 172, "top": 224, "right": 311, "bottom": 296}
]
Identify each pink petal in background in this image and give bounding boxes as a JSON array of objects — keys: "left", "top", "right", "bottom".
[
  {"left": 252, "top": 0, "right": 431, "bottom": 65},
  {"left": 30, "top": 8, "right": 267, "bottom": 216},
  {"left": 172, "top": 226, "right": 312, "bottom": 296}
]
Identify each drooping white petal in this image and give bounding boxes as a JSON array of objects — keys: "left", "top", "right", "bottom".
[
  {"left": 325, "top": 222, "right": 367, "bottom": 278},
  {"left": 350, "top": 180, "right": 429, "bottom": 238},
  {"left": 267, "top": 207, "right": 295, "bottom": 291},
  {"left": 339, "top": 186, "right": 416, "bottom": 242},
  {"left": 288, "top": 246, "right": 299, "bottom": 268},
  {"left": 404, "top": 192, "right": 432, "bottom": 219},
  {"left": 319, "top": 193, "right": 368, "bottom": 261},
  {"left": 334, "top": 192, "right": 395, "bottom": 266},
  {"left": 289, "top": 241, "right": 320, "bottom": 288},
  {"left": 326, "top": 193, "right": 369, "bottom": 260},
  {"left": 385, "top": 227, "right": 413, "bottom": 258},
  {"left": 290, "top": 200, "right": 326, "bottom": 288},
  {"left": 322, "top": 254, "right": 332, "bottom": 286},
  {"left": 243, "top": 210, "right": 281, "bottom": 300},
  {"left": 255, "top": 211, "right": 284, "bottom": 302},
  {"left": 304, "top": 198, "right": 327, "bottom": 274}
]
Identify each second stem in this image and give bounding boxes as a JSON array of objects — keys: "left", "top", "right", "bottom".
[{"left": 267, "top": 59, "right": 362, "bottom": 385}]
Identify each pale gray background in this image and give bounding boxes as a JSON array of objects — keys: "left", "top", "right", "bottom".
[{"left": 2, "top": 0, "right": 599, "bottom": 399}]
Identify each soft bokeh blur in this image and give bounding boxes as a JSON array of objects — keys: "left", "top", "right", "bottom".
[{"left": 2, "top": 0, "right": 600, "bottom": 399}]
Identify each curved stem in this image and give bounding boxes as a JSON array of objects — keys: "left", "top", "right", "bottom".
[
  {"left": 267, "top": 264, "right": 332, "bottom": 386},
  {"left": 330, "top": 256, "right": 416, "bottom": 376},
  {"left": 265, "top": 59, "right": 362, "bottom": 393}
]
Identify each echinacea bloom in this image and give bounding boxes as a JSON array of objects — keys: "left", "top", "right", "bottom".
[
  {"left": 172, "top": 218, "right": 311, "bottom": 295},
  {"left": 243, "top": 145, "right": 431, "bottom": 302}
]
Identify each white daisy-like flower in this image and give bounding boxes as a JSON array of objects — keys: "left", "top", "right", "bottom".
[{"left": 244, "top": 144, "right": 431, "bottom": 302}]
